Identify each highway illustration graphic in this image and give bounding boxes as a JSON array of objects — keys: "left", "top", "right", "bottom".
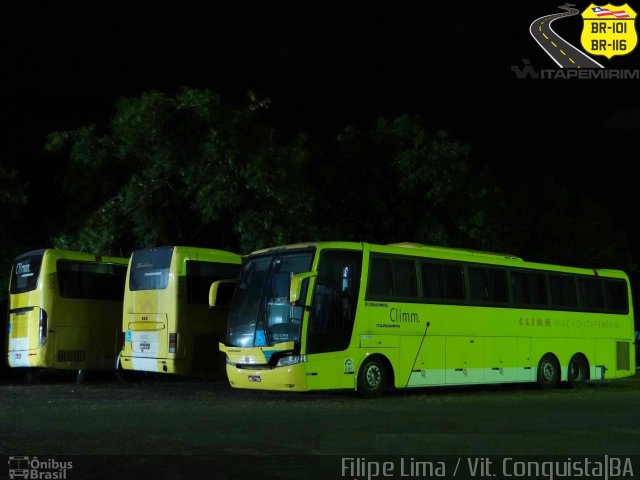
[{"left": 530, "top": 4, "right": 605, "bottom": 68}]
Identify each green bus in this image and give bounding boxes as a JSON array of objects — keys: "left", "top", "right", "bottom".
[{"left": 214, "top": 242, "right": 635, "bottom": 396}]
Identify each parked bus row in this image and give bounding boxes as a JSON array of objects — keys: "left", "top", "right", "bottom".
[
  {"left": 6, "top": 247, "right": 241, "bottom": 380},
  {"left": 5, "top": 242, "right": 637, "bottom": 396}
]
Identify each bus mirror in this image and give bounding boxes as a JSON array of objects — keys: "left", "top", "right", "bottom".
[
  {"left": 209, "top": 279, "right": 236, "bottom": 308},
  {"left": 290, "top": 271, "right": 317, "bottom": 305}
]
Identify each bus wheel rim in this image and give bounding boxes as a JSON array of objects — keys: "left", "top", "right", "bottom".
[
  {"left": 366, "top": 364, "right": 381, "bottom": 388},
  {"left": 542, "top": 361, "right": 554, "bottom": 381}
]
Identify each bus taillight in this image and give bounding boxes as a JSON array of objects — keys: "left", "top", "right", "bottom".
[
  {"left": 169, "top": 333, "right": 177, "bottom": 354},
  {"left": 39, "top": 309, "right": 48, "bottom": 346}
]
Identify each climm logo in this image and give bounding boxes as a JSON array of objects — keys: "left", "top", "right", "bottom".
[
  {"left": 520, "top": 317, "right": 551, "bottom": 327},
  {"left": 389, "top": 308, "right": 420, "bottom": 323}
]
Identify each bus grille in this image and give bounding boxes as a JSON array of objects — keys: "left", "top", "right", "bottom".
[
  {"left": 616, "top": 341, "right": 630, "bottom": 371},
  {"left": 57, "top": 350, "right": 86, "bottom": 363},
  {"left": 192, "top": 335, "right": 217, "bottom": 373}
]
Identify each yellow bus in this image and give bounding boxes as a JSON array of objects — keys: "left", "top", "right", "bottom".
[
  {"left": 120, "top": 246, "right": 241, "bottom": 377},
  {"left": 7, "top": 249, "right": 128, "bottom": 375},
  {"left": 215, "top": 242, "right": 635, "bottom": 396}
]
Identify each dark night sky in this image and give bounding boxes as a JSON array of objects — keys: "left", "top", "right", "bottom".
[{"left": 2, "top": 1, "right": 640, "bottom": 259}]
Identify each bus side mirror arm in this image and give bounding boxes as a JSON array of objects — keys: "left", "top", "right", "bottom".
[
  {"left": 290, "top": 271, "right": 317, "bottom": 306},
  {"left": 209, "top": 279, "right": 237, "bottom": 308}
]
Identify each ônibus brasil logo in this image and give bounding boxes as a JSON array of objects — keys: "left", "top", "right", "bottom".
[{"left": 8, "top": 456, "right": 73, "bottom": 479}]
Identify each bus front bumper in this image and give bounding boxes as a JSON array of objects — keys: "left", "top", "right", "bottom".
[{"left": 226, "top": 362, "right": 308, "bottom": 391}]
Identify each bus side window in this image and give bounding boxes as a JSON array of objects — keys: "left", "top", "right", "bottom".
[
  {"left": 186, "top": 261, "right": 241, "bottom": 305},
  {"left": 469, "top": 267, "right": 508, "bottom": 304},
  {"left": 511, "top": 270, "right": 547, "bottom": 307},
  {"left": 550, "top": 275, "right": 577, "bottom": 308},
  {"left": 368, "top": 258, "right": 392, "bottom": 297},
  {"left": 578, "top": 278, "right": 604, "bottom": 311},
  {"left": 604, "top": 280, "right": 628, "bottom": 313}
]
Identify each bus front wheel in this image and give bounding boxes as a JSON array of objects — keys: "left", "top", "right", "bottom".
[
  {"left": 536, "top": 353, "right": 560, "bottom": 389},
  {"left": 568, "top": 354, "right": 589, "bottom": 388},
  {"left": 357, "top": 356, "right": 387, "bottom": 398}
]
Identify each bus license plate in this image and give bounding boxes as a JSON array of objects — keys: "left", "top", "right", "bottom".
[
  {"left": 248, "top": 375, "right": 261, "bottom": 382},
  {"left": 140, "top": 342, "right": 151, "bottom": 351}
]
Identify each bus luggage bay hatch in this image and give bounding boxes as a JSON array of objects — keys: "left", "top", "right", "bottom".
[{"left": 213, "top": 242, "right": 635, "bottom": 396}]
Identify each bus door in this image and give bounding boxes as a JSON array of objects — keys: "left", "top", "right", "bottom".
[{"left": 303, "top": 250, "right": 363, "bottom": 391}]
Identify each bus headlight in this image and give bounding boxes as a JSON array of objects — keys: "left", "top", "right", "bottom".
[{"left": 276, "top": 355, "right": 306, "bottom": 367}]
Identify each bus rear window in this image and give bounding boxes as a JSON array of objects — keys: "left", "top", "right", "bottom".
[
  {"left": 10, "top": 253, "right": 43, "bottom": 294},
  {"left": 129, "top": 247, "right": 173, "bottom": 291}
]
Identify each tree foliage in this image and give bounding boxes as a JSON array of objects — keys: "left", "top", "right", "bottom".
[
  {"left": 496, "top": 179, "right": 632, "bottom": 269},
  {"left": 41, "top": 89, "right": 634, "bottom": 275},
  {"left": 0, "top": 164, "right": 29, "bottom": 292},
  {"left": 315, "top": 115, "right": 501, "bottom": 249},
  {"left": 46, "top": 89, "right": 316, "bottom": 254}
]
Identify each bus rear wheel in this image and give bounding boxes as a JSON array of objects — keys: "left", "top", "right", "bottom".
[
  {"left": 536, "top": 353, "right": 560, "bottom": 390},
  {"left": 568, "top": 354, "right": 588, "bottom": 388},
  {"left": 357, "top": 356, "right": 387, "bottom": 398}
]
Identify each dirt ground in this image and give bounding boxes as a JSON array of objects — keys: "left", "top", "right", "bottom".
[{"left": 1, "top": 370, "right": 639, "bottom": 479}]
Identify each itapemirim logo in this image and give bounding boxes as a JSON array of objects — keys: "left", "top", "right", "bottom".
[
  {"left": 8, "top": 456, "right": 73, "bottom": 479},
  {"left": 512, "top": 2, "right": 639, "bottom": 79}
]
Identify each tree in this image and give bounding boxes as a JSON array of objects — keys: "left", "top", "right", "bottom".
[
  {"left": 496, "top": 179, "right": 633, "bottom": 269},
  {"left": 0, "top": 164, "right": 28, "bottom": 292},
  {"left": 46, "top": 89, "right": 317, "bottom": 255},
  {"left": 314, "top": 115, "right": 502, "bottom": 249}
]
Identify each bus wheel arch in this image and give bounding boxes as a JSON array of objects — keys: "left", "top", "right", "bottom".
[
  {"left": 357, "top": 354, "right": 394, "bottom": 398},
  {"left": 568, "top": 353, "right": 589, "bottom": 388},
  {"left": 536, "top": 352, "right": 560, "bottom": 389}
]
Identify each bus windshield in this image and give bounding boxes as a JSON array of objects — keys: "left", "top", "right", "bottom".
[
  {"left": 227, "top": 250, "right": 314, "bottom": 348},
  {"left": 129, "top": 247, "right": 174, "bottom": 291},
  {"left": 10, "top": 251, "right": 44, "bottom": 294}
]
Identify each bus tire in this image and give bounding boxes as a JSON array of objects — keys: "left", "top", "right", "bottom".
[
  {"left": 536, "top": 353, "right": 560, "bottom": 389},
  {"left": 568, "top": 354, "right": 589, "bottom": 388},
  {"left": 357, "top": 356, "right": 387, "bottom": 398}
]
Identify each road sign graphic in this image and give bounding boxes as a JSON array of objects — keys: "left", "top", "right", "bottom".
[{"left": 581, "top": 3, "right": 637, "bottom": 59}]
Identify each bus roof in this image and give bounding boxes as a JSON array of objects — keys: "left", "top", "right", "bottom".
[
  {"left": 249, "top": 241, "right": 628, "bottom": 280},
  {"left": 388, "top": 242, "right": 523, "bottom": 261},
  {"left": 14, "top": 248, "right": 128, "bottom": 264}
]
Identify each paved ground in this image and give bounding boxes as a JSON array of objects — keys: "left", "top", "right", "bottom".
[{"left": 1, "top": 370, "right": 639, "bottom": 479}]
